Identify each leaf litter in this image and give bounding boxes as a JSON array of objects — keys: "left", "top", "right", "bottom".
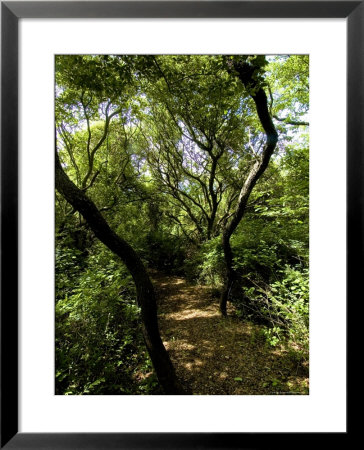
[{"left": 152, "top": 272, "right": 309, "bottom": 395}]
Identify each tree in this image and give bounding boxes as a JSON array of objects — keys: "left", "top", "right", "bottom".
[
  {"left": 135, "top": 56, "right": 292, "bottom": 315},
  {"left": 55, "top": 150, "right": 186, "bottom": 394},
  {"left": 55, "top": 56, "right": 186, "bottom": 394},
  {"left": 137, "top": 55, "right": 254, "bottom": 242},
  {"left": 219, "top": 56, "right": 278, "bottom": 315}
]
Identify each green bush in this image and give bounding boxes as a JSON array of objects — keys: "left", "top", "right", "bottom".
[
  {"left": 55, "top": 243, "right": 160, "bottom": 395},
  {"left": 241, "top": 265, "right": 309, "bottom": 361},
  {"left": 141, "top": 231, "right": 186, "bottom": 274},
  {"left": 183, "top": 237, "right": 224, "bottom": 286}
]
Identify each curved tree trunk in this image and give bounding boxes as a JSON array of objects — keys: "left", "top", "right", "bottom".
[
  {"left": 220, "top": 62, "right": 278, "bottom": 316},
  {"left": 55, "top": 151, "right": 186, "bottom": 394}
]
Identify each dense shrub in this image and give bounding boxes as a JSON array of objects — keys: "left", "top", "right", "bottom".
[
  {"left": 142, "top": 231, "right": 186, "bottom": 274},
  {"left": 55, "top": 241, "right": 160, "bottom": 395},
  {"left": 238, "top": 265, "right": 309, "bottom": 361}
]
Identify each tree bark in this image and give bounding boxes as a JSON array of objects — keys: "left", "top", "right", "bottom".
[
  {"left": 220, "top": 62, "right": 278, "bottom": 316},
  {"left": 55, "top": 151, "right": 186, "bottom": 394}
]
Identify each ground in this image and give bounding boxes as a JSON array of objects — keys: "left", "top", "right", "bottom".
[{"left": 152, "top": 272, "right": 309, "bottom": 395}]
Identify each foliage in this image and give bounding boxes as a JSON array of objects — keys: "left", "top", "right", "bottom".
[
  {"left": 183, "top": 237, "right": 224, "bottom": 286},
  {"left": 55, "top": 240, "right": 160, "bottom": 394},
  {"left": 253, "top": 266, "right": 309, "bottom": 361},
  {"left": 143, "top": 230, "right": 186, "bottom": 274}
]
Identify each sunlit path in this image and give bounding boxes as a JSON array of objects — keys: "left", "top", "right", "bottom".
[{"left": 153, "top": 272, "right": 309, "bottom": 395}]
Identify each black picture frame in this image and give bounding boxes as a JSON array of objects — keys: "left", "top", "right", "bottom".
[{"left": 1, "top": 1, "right": 358, "bottom": 448}]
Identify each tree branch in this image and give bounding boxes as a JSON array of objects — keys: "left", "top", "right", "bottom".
[{"left": 273, "top": 115, "right": 308, "bottom": 126}]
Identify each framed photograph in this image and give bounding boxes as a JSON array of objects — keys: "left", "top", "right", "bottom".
[{"left": 1, "top": 1, "right": 358, "bottom": 448}]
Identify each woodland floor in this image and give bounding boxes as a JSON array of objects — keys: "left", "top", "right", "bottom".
[{"left": 151, "top": 271, "right": 309, "bottom": 395}]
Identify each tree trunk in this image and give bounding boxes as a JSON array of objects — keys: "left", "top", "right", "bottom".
[
  {"left": 220, "top": 230, "right": 235, "bottom": 316},
  {"left": 55, "top": 151, "right": 186, "bottom": 394},
  {"left": 220, "top": 61, "right": 278, "bottom": 316}
]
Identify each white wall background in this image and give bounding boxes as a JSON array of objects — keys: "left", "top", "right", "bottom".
[{"left": 18, "top": 16, "right": 346, "bottom": 433}]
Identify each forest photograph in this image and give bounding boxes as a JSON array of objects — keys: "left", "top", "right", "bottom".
[{"left": 55, "top": 54, "right": 309, "bottom": 396}]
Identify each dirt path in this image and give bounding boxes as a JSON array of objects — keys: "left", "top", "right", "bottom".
[{"left": 152, "top": 272, "right": 308, "bottom": 395}]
